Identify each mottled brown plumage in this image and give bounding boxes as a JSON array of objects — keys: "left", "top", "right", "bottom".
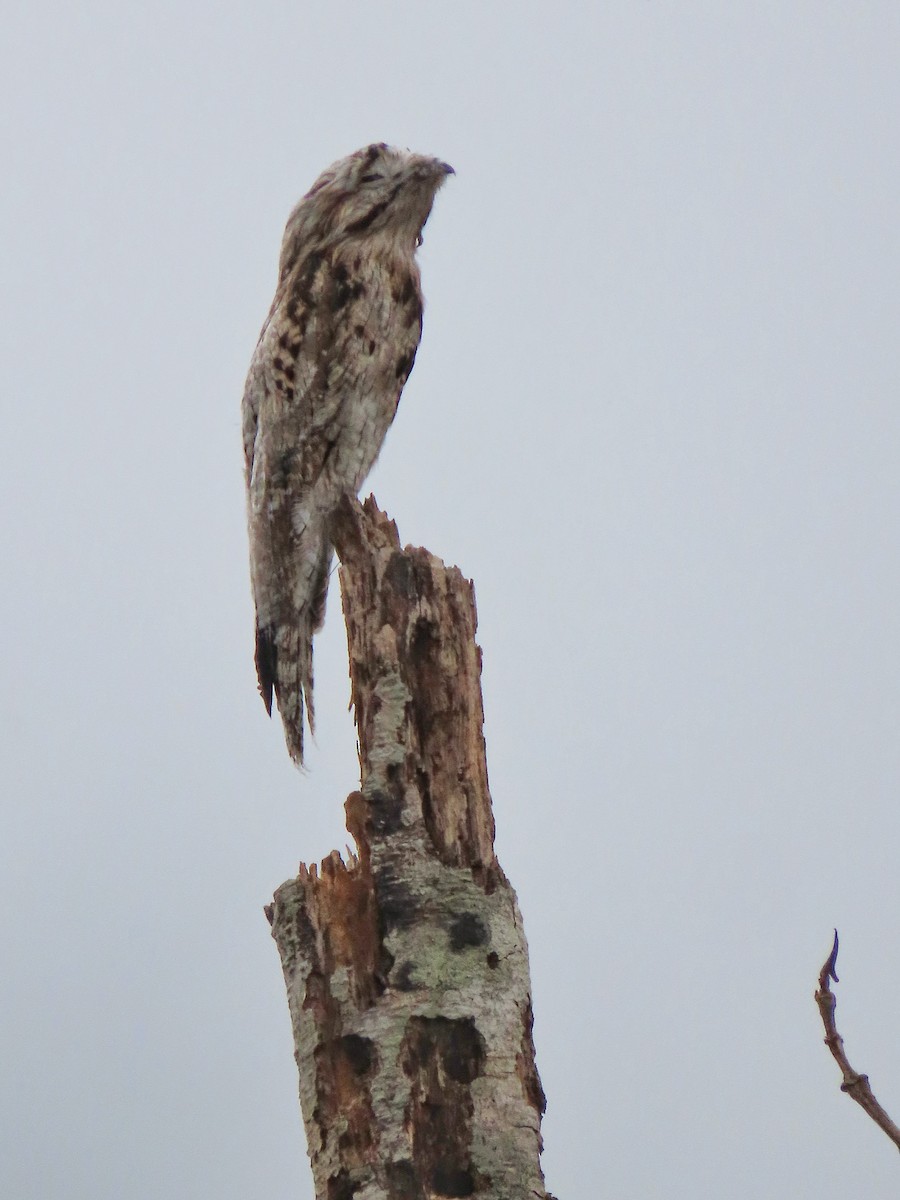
[{"left": 242, "top": 144, "right": 452, "bottom": 764}]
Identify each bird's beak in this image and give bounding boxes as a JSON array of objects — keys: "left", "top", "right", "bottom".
[{"left": 414, "top": 156, "right": 454, "bottom": 180}]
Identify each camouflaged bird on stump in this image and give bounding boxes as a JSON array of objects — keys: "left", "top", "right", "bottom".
[{"left": 242, "top": 144, "right": 452, "bottom": 765}]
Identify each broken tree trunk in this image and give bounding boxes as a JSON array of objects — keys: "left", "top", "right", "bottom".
[{"left": 266, "top": 496, "right": 550, "bottom": 1200}]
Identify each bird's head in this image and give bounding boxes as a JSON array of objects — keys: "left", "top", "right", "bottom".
[{"left": 278, "top": 143, "right": 453, "bottom": 275}]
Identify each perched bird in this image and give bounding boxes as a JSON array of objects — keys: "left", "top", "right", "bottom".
[{"left": 242, "top": 143, "right": 453, "bottom": 764}]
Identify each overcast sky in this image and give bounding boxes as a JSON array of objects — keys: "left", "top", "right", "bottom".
[{"left": 3, "top": 3, "right": 900, "bottom": 1197}]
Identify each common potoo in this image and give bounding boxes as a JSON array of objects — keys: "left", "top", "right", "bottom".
[{"left": 242, "top": 143, "right": 452, "bottom": 765}]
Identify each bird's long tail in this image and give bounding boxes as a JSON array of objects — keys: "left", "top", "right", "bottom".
[{"left": 255, "top": 544, "right": 332, "bottom": 766}]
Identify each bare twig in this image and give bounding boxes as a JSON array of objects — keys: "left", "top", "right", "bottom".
[{"left": 815, "top": 930, "right": 900, "bottom": 1152}]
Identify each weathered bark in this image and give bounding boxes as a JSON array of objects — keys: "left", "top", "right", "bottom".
[{"left": 266, "top": 496, "right": 550, "bottom": 1199}]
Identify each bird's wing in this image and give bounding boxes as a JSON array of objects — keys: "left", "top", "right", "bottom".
[{"left": 241, "top": 361, "right": 262, "bottom": 484}]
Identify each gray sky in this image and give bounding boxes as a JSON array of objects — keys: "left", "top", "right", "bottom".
[{"left": 3, "top": 2, "right": 900, "bottom": 1196}]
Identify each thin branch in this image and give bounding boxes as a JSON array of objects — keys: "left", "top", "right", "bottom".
[{"left": 815, "top": 930, "right": 900, "bottom": 1152}]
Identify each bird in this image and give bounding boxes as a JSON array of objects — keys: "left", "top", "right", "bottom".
[{"left": 241, "top": 143, "right": 453, "bottom": 765}]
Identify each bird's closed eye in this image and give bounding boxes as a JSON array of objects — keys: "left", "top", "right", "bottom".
[{"left": 360, "top": 172, "right": 383, "bottom": 183}]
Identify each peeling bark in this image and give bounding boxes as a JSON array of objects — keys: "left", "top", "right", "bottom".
[{"left": 268, "top": 496, "right": 550, "bottom": 1200}]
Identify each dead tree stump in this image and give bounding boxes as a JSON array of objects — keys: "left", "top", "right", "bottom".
[{"left": 267, "top": 497, "right": 549, "bottom": 1200}]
